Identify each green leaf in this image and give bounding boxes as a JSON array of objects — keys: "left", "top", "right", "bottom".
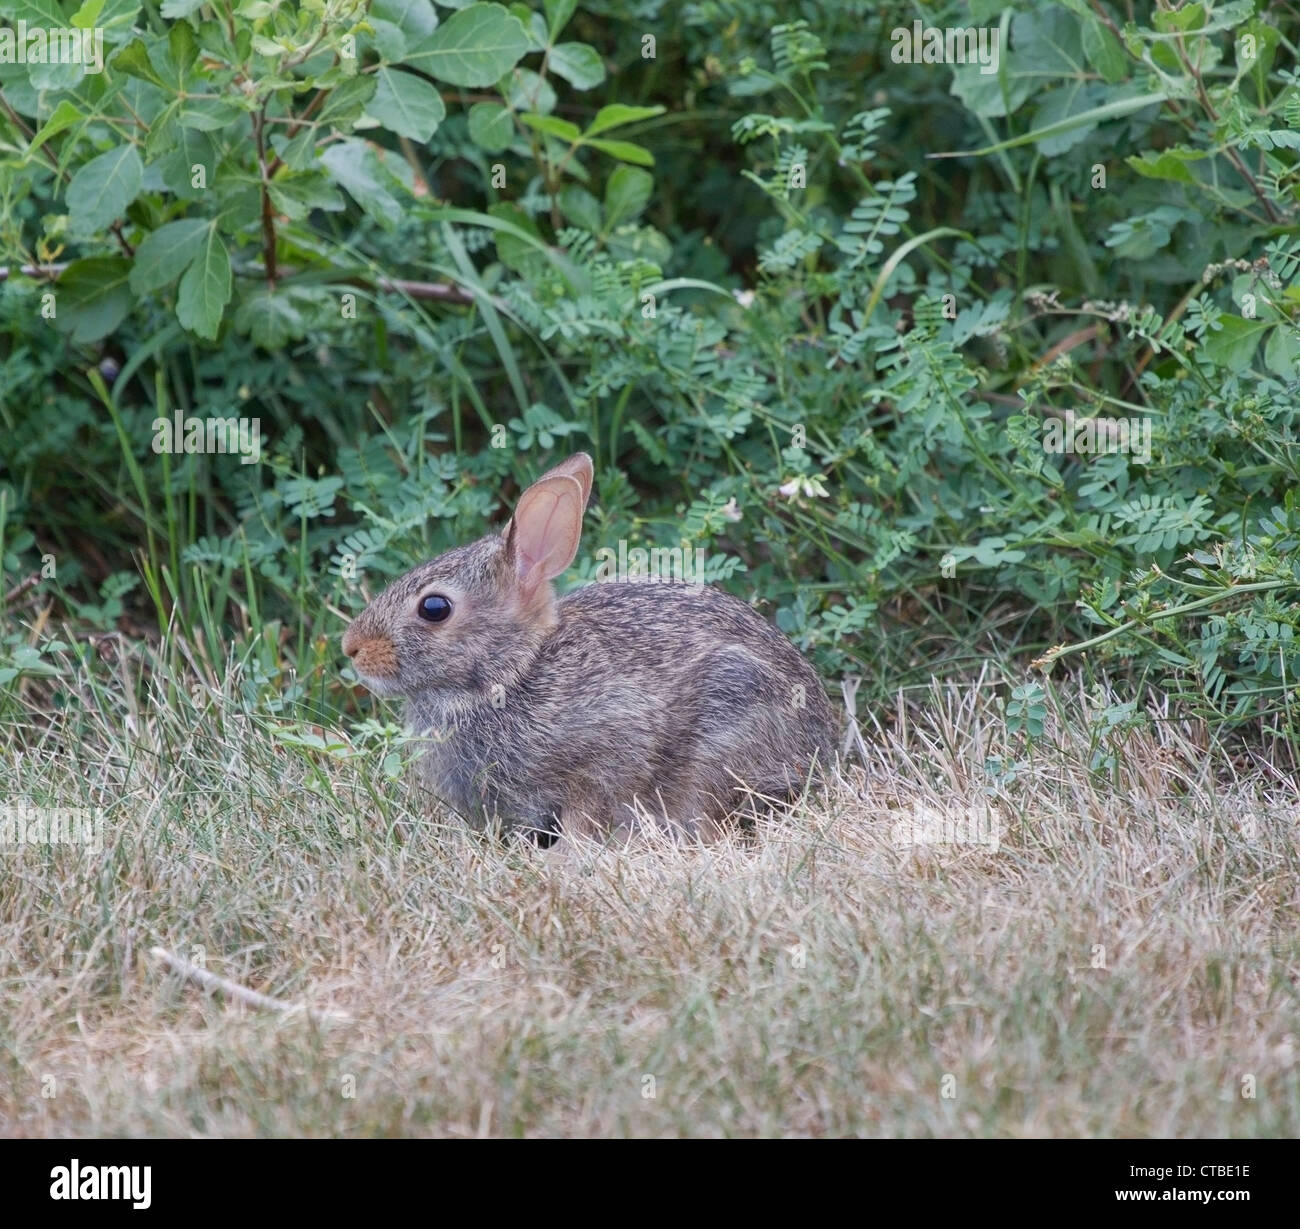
[
  {"left": 214, "top": 181, "right": 262, "bottom": 232},
  {"left": 129, "top": 218, "right": 211, "bottom": 294},
  {"left": 1263, "top": 323, "right": 1300, "bottom": 379},
  {"left": 366, "top": 66, "right": 446, "bottom": 142},
  {"left": 1081, "top": 13, "right": 1127, "bottom": 83},
  {"left": 159, "top": 125, "right": 216, "bottom": 200},
  {"left": 159, "top": 0, "right": 206, "bottom": 15},
  {"left": 1127, "top": 148, "right": 1207, "bottom": 185},
  {"left": 317, "top": 76, "right": 379, "bottom": 126},
  {"left": 951, "top": 9, "right": 1082, "bottom": 120},
  {"left": 1202, "top": 316, "right": 1268, "bottom": 374},
  {"left": 27, "top": 54, "right": 83, "bottom": 93},
  {"left": 585, "top": 103, "right": 664, "bottom": 137},
  {"left": 252, "top": 35, "right": 289, "bottom": 57},
  {"left": 1240, "top": 19, "right": 1281, "bottom": 103},
  {"left": 66, "top": 143, "right": 143, "bottom": 234},
  {"left": 485, "top": 201, "right": 545, "bottom": 277},
  {"left": 24, "top": 100, "right": 82, "bottom": 165},
  {"left": 110, "top": 38, "right": 167, "bottom": 88},
  {"left": 89, "top": 0, "right": 144, "bottom": 43},
  {"left": 373, "top": 0, "right": 439, "bottom": 51},
  {"left": 520, "top": 113, "right": 580, "bottom": 141},
  {"left": 270, "top": 128, "right": 318, "bottom": 172},
  {"left": 468, "top": 101, "right": 514, "bottom": 152},
  {"left": 138, "top": 20, "right": 196, "bottom": 90},
  {"left": 1153, "top": 2, "right": 1206, "bottom": 34},
  {"left": 1031, "top": 82, "right": 1109, "bottom": 156},
  {"left": 365, "top": 19, "right": 408, "bottom": 63},
  {"left": 179, "top": 97, "right": 244, "bottom": 131},
  {"left": 268, "top": 172, "right": 345, "bottom": 219},
  {"left": 502, "top": 66, "right": 555, "bottom": 114},
  {"left": 175, "top": 227, "right": 232, "bottom": 340},
  {"left": 603, "top": 164, "right": 652, "bottom": 229},
  {"left": 234, "top": 286, "right": 314, "bottom": 348},
  {"left": 543, "top": 0, "right": 576, "bottom": 37},
  {"left": 950, "top": 62, "right": 1034, "bottom": 121},
  {"left": 9, "top": 0, "right": 76, "bottom": 19},
  {"left": 6, "top": 0, "right": 75, "bottom": 29},
  {"left": 320, "top": 138, "right": 401, "bottom": 228},
  {"left": 585, "top": 137, "right": 653, "bottom": 166},
  {"left": 164, "top": 18, "right": 198, "bottom": 76},
  {"left": 549, "top": 42, "right": 604, "bottom": 90},
  {"left": 71, "top": 0, "right": 106, "bottom": 24},
  {"left": 1104, "top": 206, "right": 1185, "bottom": 259},
  {"left": 558, "top": 183, "right": 601, "bottom": 231},
  {"left": 406, "top": 2, "right": 530, "bottom": 86},
  {"left": 52, "top": 257, "right": 134, "bottom": 344}
]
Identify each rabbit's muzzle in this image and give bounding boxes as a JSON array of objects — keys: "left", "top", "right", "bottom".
[{"left": 342, "top": 625, "right": 399, "bottom": 685}]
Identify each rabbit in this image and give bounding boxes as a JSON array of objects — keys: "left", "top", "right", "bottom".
[{"left": 341, "top": 452, "right": 836, "bottom": 844}]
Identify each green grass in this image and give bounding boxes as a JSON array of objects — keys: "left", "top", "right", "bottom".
[{"left": 2, "top": 631, "right": 1297, "bottom": 1137}]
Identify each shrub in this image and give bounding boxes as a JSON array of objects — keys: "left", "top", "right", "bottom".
[{"left": 1, "top": 0, "right": 1297, "bottom": 746}]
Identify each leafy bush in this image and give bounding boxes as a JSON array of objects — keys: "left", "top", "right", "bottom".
[{"left": 1, "top": 0, "right": 1298, "bottom": 747}]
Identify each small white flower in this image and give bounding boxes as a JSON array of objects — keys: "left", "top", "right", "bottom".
[
  {"left": 720, "top": 498, "right": 742, "bottom": 522},
  {"left": 779, "top": 475, "right": 829, "bottom": 499},
  {"left": 733, "top": 289, "right": 756, "bottom": 309}
]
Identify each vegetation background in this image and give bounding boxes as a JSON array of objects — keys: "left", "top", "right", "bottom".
[{"left": 0, "top": 0, "right": 1297, "bottom": 1137}]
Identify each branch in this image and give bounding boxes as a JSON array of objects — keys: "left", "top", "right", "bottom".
[
  {"left": 150, "top": 947, "right": 349, "bottom": 1021},
  {"left": 369, "top": 275, "right": 474, "bottom": 304}
]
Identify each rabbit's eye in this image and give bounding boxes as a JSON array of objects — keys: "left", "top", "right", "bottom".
[{"left": 417, "top": 594, "right": 453, "bottom": 623}]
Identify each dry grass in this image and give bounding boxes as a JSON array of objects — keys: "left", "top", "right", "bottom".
[{"left": 2, "top": 641, "right": 1298, "bottom": 1137}]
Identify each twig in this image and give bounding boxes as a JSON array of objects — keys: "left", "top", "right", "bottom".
[
  {"left": 0, "top": 264, "right": 68, "bottom": 281},
  {"left": 2, "top": 572, "right": 41, "bottom": 604},
  {"left": 371, "top": 275, "right": 474, "bottom": 303},
  {"left": 0, "top": 263, "right": 474, "bottom": 303},
  {"left": 1034, "top": 579, "right": 1290, "bottom": 670},
  {"left": 265, "top": 87, "right": 328, "bottom": 179},
  {"left": 150, "top": 946, "right": 349, "bottom": 1021}
]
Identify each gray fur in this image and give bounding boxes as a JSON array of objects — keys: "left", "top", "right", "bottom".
[{"left": 342, "top": 455, "right": 836, "bottom": 841}]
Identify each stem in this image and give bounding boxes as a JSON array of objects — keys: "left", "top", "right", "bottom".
[
  {"left": 1035, "top": 580, "right": 1290, "bottom": 667},
  {"left": 1171, "top": 23, "right": 1283, "bottom": 224},
  {"left": 252, "top": 106, "right": 278, "bottom": 287}
]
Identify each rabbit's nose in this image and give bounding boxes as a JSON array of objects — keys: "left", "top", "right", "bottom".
[{"left": 342, "top": 626, "right": 359, "bottom": 657}]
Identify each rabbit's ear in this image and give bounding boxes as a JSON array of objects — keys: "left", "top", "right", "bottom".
[
  {"left": 507, "top": 471, "right": 586, "bottom": 596},
  {"left": 535, "top": 452, "right": 593, "bottom": 507}
]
